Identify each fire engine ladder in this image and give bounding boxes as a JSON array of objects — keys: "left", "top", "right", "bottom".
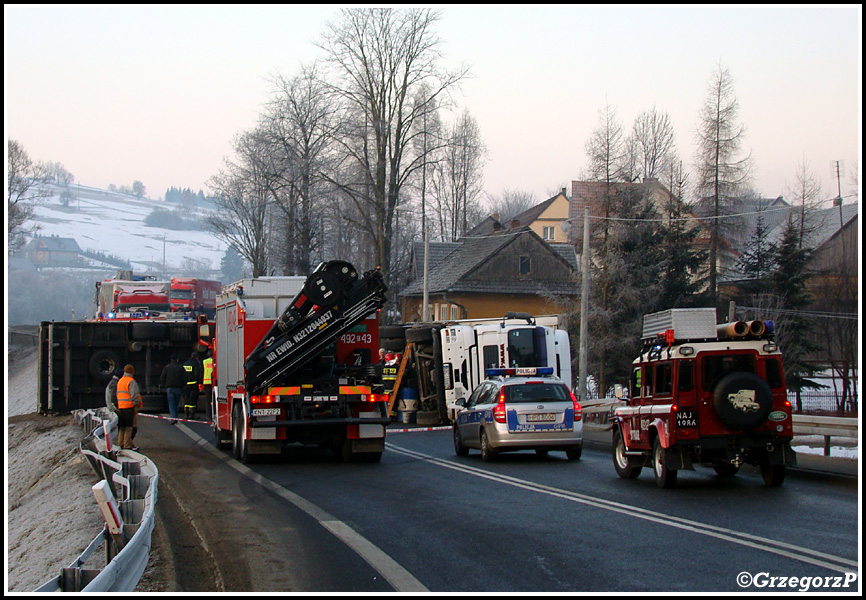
[{"left": 387, "top": 343, "right": 414, "bottom": 417}]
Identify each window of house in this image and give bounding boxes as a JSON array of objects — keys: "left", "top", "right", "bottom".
[
  {"left": 543, "top": 226, "right": 555, "bottom": 241},
  {"left": 439, "top": 304, "right": 449, "bottom": 321},
  {"left": 519, "top": 255, "right": 531, "bottom": 275},
  {"left": 450, "top": 305, "right": 461, "bottom": 320}
]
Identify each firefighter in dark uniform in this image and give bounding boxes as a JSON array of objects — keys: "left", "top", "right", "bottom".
[
  {"left": 382, "top": 352, "right": 399, "bottom": 393},
  {"left": 182, "top": 351, "right": 202, "bottom": 420}
]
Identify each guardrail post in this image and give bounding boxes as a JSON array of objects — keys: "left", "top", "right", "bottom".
[{"left": 824, "top": 435, "right": 831, "bottom": 457}]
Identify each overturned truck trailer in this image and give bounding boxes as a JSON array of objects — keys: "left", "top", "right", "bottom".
[{"left": 38, "top": 318, "right": 207, "bottom": 414}]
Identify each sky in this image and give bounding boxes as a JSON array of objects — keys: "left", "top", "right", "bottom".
[{"left": 5, "top": 5, "right": 862, "bottom": 209}]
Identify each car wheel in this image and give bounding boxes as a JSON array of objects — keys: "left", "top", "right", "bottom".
[
  {"left": 453, "top": 425, "right": 469, "bottom": 457},
  {"left": 760, "top": 462, "right": 785, "bottom": 487},
  {"left": 653, "top": 437, "right": 677, "bottom": 489},
  {"left": 565, "top": 445, "right": 582, "bottom": 461},
  {"left": 613, "top": 428, "right": 641, "bottom": 479},
  {"left": 535, "top": 448, "right": 550, "bottom": 457},
  {"left": 713, "top": 463, "right": 740, "bottom": 477},
  {"left": 480, "top": 429, "right": 496, "bottom": 462}
]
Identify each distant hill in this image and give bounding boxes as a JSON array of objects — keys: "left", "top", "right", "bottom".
[{"left": 16, "top": 182, "right": 227, "bottom": 277}]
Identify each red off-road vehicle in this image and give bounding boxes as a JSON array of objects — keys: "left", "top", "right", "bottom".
[{"left": 611, "top": 308, "right": 797, "bottom": 488}]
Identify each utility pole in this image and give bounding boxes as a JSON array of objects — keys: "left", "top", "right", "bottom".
[{"left": 578, "top": 206, "right": 590, "bottom": 402}]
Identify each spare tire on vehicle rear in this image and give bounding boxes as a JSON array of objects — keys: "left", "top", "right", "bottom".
[{"left": 712, "top": 371, "right": 773, "bottom": 431}]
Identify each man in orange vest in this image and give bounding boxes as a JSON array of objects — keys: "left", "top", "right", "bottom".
[{"left": 116, "top": 364, "right": 142, "bottom": 450}]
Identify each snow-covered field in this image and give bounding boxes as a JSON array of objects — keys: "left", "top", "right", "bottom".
[{"left": 26, "top": 184, "right": 227, "bottom": 274}]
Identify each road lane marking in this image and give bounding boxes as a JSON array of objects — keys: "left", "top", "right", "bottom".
[
  {"left": 386, "top": 444, "right": 858, "bottom": 574},
  {"left": 175, "top": 423, "right": 429, "bottom": 592}
]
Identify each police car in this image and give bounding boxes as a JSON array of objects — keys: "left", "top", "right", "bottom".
[{"left": 452, "top": 367, "right": 582, "bottom": 461}]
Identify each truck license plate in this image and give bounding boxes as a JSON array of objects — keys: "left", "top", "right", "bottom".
[
  {"left": 252, "top": 408, "right": 280, "bottom": 416},
  {"left": 676, "top": 410, "right": 697, "bottom": 428},
  {"left": 526, "top": 413, "right": 555, "bottom": 422}
]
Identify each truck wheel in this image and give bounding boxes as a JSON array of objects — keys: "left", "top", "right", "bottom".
[
  {"left": 613, "top": 429, "right": 641, "bottom": 479},
  {"left": 405, "top": 326, "right": 435, "bottom": 343},
  {"left": 712, "top": 372, "right": 773, "bottom": 431},
  {"left": 232, "top": 403, "right": 249, "bottom": 462},
  {"left": 88, "top": 350, "right": 120, "bottom": 381},
  {"left": 480, "top": 429, "right": 496, "bottom": 462},
  {"left": 653, "top": 437, "right": 677, "bottom": 489},
  {"left": 379, "top": 325, "right": 406, "bottom": 339},
  {"left": 453, "top": 425, "right": 469, "bottom": 457}
]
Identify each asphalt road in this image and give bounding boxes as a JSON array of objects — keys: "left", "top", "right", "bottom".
[{"left": 137, "top": 416, "right": 860, "bottom": 593}]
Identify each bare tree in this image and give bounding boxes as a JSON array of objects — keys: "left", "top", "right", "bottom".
[
  {"left": 260, "top": 64, "right": 336, "bottom": 275},
  {"left": 484, "top": 188, "right": 537, "bottom": 224},
  {"left": 694, "top": 63, "right": 752, "bottom": 302},
  {"left": 7, "top": 139, "right": 49, "bottom": 250},
  {"left": 317, "top": 7, "right": 468, "bottom": 284},
  {"left": 207, "top": 132, "right": 272, "bottom": 277},
  {"left": 786, "top": 156, "right": 823, "bottom": 248},
  {"left": 432, "top": 109, "right": 487, "bottom": 241},
  {"left": 628, "top": 107, "right": 677, "bottom": 181}
]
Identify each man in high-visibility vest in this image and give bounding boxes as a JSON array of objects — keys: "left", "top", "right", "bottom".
[
  {"left": 116, "top": 364, "right": 142, "bottom": 450},
  {"left": 201, "top": 350, "right": 214, "bottom": 419},
  {"left": 182, "top": 352, "right": 202, "bottom": 420}
]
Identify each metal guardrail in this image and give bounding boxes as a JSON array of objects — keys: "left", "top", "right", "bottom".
[
  {"left": 33, "top": 409, "right": 158, "bottom": 592},
  {"left": 582, "top": 400, "right": 859, "bottom": 457}
]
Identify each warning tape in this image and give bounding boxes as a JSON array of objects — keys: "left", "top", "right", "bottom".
[
  {"left": 387, "top": 425, "right": 452, "bottom": 434},
  {"left": 139, "top": 413, "right": 213, "bottom": 426},
  {"left": 140, "top": 412, "right": 451, "bottom": 433}
]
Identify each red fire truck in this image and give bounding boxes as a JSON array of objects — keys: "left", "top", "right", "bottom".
[
  {"left": 169, "top": 277, "right": 222, "bottom": 317},
  {"left": 208, "top": 261, "right": 390, "bottom": 463}
]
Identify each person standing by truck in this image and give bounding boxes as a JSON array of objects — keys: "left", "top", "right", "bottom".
[
  {"left": 116, "top": 365, "right": 142, "bottom": 450},
  {"left": 201, "top": 350, "right": 214, "bottom": 419},
  {"left": 160, "top": 353, "right": 186, "bottom": 421},
  {"left": 104, "top": 368, "right": 123, "bottom": 415},
  {"left": 182, "top": 351, "right": 202, "bottom": 420}
]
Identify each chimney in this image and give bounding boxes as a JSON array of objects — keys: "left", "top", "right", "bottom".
[
  {"left": 510, "top": 219, "right": 521, "bottom": 230},
  {"left": 561, "top": 187, "right": 566, "bottom": 196}
]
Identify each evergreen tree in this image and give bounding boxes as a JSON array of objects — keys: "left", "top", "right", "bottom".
[
  {"left": 770, "top": 218, "right": 822, "bottom": 407},
  {"left": 220, "top": 245, "right": 245, "bottom": 283},
  {"left": 735, "top": 211, "right": 773, "bottom": 300}
]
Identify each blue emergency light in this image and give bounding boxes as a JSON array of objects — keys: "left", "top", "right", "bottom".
[{"left": 485, "top": 367, "right": 554, "bottom": 378}]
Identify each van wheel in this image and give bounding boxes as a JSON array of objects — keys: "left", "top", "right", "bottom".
[
  {"left": 613, "top": 429, "right": 641, "bottom": 479},
  {"left": 565, "top": 445, "right": 582, "bottom": 461},
  {"left": 653, "top": 437, "right": 677, "bottom": 489}
]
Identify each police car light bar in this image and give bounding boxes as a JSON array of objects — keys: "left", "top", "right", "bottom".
[{"left": 485, "top": 367, "right": 554, "bottom": 377}]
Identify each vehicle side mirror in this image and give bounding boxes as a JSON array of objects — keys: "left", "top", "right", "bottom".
[
  {"left": 456, "top": 398, "right": 467, "bottom": 408},
  {"left": 614, "top": 384, "right": 624, "bottom": 399}
]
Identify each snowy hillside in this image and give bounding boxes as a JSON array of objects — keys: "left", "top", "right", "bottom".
[
  {"left": 23, "top": 183, "right": 227, "bottom": 275},
  {"left": 8, "top": 183, "right": 235, "bottom": 325}
]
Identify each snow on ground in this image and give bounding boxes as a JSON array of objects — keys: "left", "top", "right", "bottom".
[
  {"left": 6, "top": 346, "right": 104, "bottom": 592},
  {"left": 28, "top": 184, "right": 226, "bottom": 274}
]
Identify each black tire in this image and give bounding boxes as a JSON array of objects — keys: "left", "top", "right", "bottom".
[
  {"left": 535, "top": 448, "right": 550, "bottom": 457},
  {"left": 363, "top": 451, "right": 383, "bottom": 463},
  {"left": 713, "top": 463, "right": 740, "bottom": 477},
  {"left": 480, "top": 429, "right": 496, "bottom": 462},
  {"left": 653, "top": 437, "right": 677, "bottom": 489},
  {"left": 760, "top": 462, "right": 786, "bottom": 487},
  {"left": 406, "top": 326, "right": 435, "bottom": 343},
  {"left": 88, "top": 349, "right": 121, "bottom": 381},
  {"left": 453, "top": 426, "right": 469, "bottom": 457},
  {"left": 565, "top": 445, "right": 582, "bottom": 461},
  {"left": 712, "top": 371, "right": 773, "bottom": 431},
  {"left": 380, "top": 325, "right": 406, "bottom": 339},
  {"left": 231, "top": 403, "right": 250, "bottom": 463},
  {"left": 613, "top": 429, "right": 642, "bottom": 479}
]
